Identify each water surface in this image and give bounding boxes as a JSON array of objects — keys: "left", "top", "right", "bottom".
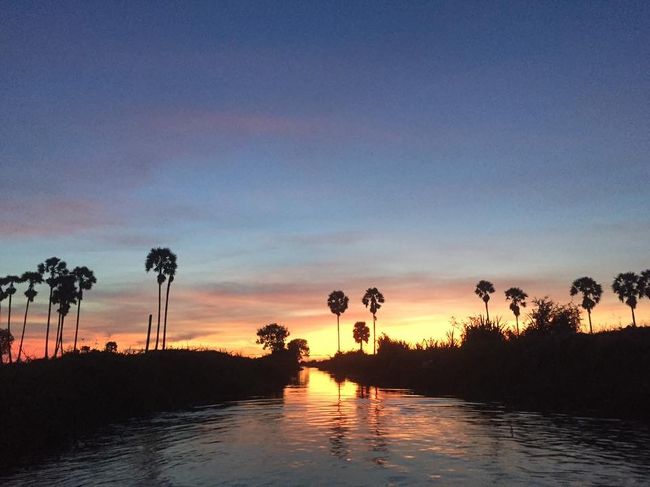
[{"left": 5, "top": 367, "right": 650, "bottom": 485}]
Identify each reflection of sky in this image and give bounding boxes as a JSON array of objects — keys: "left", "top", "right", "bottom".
[{"left": 2, "top": 2, "right": 649, "bottom": 357}]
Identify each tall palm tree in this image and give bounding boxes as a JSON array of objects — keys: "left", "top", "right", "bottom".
[
  {"left": 2, "top": 275, "right": 23, "bottom": 363},
  {"left": 612, "top": 272, "right": 641, "bottom": 327},
  {"left": 51, "top": 274, "right": 78, "bottom": 357},
  {"left": 71, "top": 266, "right": 97, "bottom": 353},
  {"left": 475, "top": 280, "right": 495, "bottom": 322},
  {"left": 17, "top": 271, "right": 44, "bottom": 362},
  {"left": 162, "top": 251, "right": 177, "bottom": 351},
  {"left": 570, "top": 277, "right": 603, "bottom": 334},
  {"left": 327, "top": 290, "right": 349, "bottom": 353},
  {"left": 38, "top": 257, "right": 68, "bottom": 359},
  {"left": 145, "top": 247, "right": 175, "bottom": 350},
  {"left": 640, "top": 269, "right": 650, "bottom": 301},
  {"left": 362, "top": 287, "right": 385, "bottom": 355},
  {"left": 504, "top": 287, "right": 528, "bottom": 335}
]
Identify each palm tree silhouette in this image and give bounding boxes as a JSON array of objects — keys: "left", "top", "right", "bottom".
[
  {"left": 0, "top": 285, "right": 7, "bottom": 340},
  {"left": 353, "top": 321, "right": 370, "bottom": 352},
  {"left": 641, "top": 270, "right": 650, "bottom": 300},
  {"left": 328, "top": 290, "right": 349, "bottom": 353},
  {"left": 570, "top": 277, "right": 603, "bottom": 334},
  {"left": 504, "top": 287, "right": 528, "bottom": 335},
  {"left": 145, "top": 247, "right": 175, "bottom": 350},
  {"left": 71, "top": 266, "right": 97, "bottom": 353},
  {"left": 1, "top": 275, "right": 23, "bottom": 363},
  {"left": 38, "top": 257, "right": 68, "bottom": 359},
  {"left": 362, "top": 287, "right": 384, "bottom": 354},
  {"left": 52, "top": 274, "right": 78, "bottom": 357},
  {"left": 17, "top": 271, "right": 43, "bottom": 362},
  {"left": 475, "top": 280, "right": 495, "bottom": 322},
  {"left": 612, "top": 272, "right": 641, "bottom": 327},
  {"left": 162, "top": 251, "right": 177, "bottom": 351}
]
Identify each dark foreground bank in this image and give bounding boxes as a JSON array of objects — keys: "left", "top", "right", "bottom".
[
  {"left": 313, "top": 328, "right": 650, "bottom": 420},
  {"left": 0, "top": 350, "right": 298, "bottom": 468}
]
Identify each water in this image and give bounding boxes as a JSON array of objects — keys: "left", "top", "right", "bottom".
[{"left": 5, "top": 368, "right": 650, "bottom": 486}]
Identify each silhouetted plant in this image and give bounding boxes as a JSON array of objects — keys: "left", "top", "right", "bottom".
[
  {"left": 327, "top": 290, "right": 349, "bottom": 354},
  {"left": 256, "top": 323, "right": 289, "bottom": 353},
  {"left": 71, "top": 266, "right": 97, "bottom": 352},
  {"left": 0, "top": 286, "right": 7, "bottom": 347},
  {"left": 17, "top": 270, "right": 43, "bottom": 362},
  {"left": 612, "top": 272, "right": 642, "bottom": 327},
  {"left": 640, "top": 269, "right": 650, "bottom": 301},
  {"left": 377, "top": 333, "right": 410, "bottom": 354},
  {"left": 287, "top": 338, "right": 310, "bottom": 361},
  {"left": 38, "top": 257, "right": 68, "bottom": 359},
  {"left": 353, "top": 321, "right": 370, "bottom": 352},
  {"left": 104, "top": 341, "right": 118, "bottom": 353},
  {"left": 80, "top": 345, "right": 91, "bottom": 353},
  {"left": 161, "top": 250, "right": 177, "bottom": 351},
  {"left": 362, "top": 287, "right": 384, "bottom": 354},
  {"left": 51, "top": 274, "right": 78, "bottom": 357},
  {"left": 145, "top": 247, "right": 175, "bottom": 350},
  {"left": 570, "top": 277, "right": 603, "bottom": 334},
  {"left": 1, "top": 275, "right": 23, "bottom": 363},
  {"left": 474, "top": 280, "right": 495, "bottom": 322},
  {"left": 524, "top": 297, "right": 581, "bottom": 335},
  {"left": 504, "top": 287, "right": 527, "bottom": 335},
  {"left": 0, "top": 328, "right": 14, "bottom": 364},
  {"left": 461, "top": 315, "right": 506, "bottom": 348}
]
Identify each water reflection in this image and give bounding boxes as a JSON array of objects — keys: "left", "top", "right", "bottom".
[{"left": 4, "top": 367, "right": 650, "bottom": 486}]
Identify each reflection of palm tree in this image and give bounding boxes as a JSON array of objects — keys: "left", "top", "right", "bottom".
[
  {"left": 504, "top": 287, "right": 527, "bottom": 335},
  {"left": 71, "top": 266, "right": 97, "bottom": 352},
  {"left": 162, "top": 251, "right": 177, "bottom": 350},
  {"left": 18, "top": 271, "right": 43, "bottom": 361},
  {"left": 612, "top": 272, "right": 642, "bottom": 327},
  {"left": 570, "top": 277, "right": 603, "bottom": 334},
  {"left": 145, "top": 248, "right": 175, "bottom": 350},
  {"left": 1, "top": 275, "right": 23, "bottom": 363},
  {"left": 327, "top": 290, "right": 349, "bottom": 353},
  {"left": 38, "top": 257, "right": 67, "bottom": 359},
  {"left": 362, "top": 288, "right": 384, "bottom": 355},
  {"left": 475, "top": 280, "right": 495, "bottom": 322}
]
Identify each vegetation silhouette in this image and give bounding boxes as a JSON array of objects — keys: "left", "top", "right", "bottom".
[
  {"left": 145, "top": 247, "right": 176, "bottom": 351},
  {"left": 1, "top": 275, "right": 23, "bottom": 363},
  {"left": 327, "top": 290, "right": 349, "bottom": 353},
  {"left": 17, "top": 271, "right": 43, "bottom": 362},
  {"left": 288, "top": 338, "right": 310, "bottom": 361},
  {"left": 256, "top": 323, "right": 290, "bottom": 353},
  {"left": 0, "top": 329, "right": 13, "bottom": 364},
  {"left": 504, "top": 287, "right": 527, "bottom": 335},
  {"left": 570, "top": 277, "right": 603, "bottom": 334},
  {"left": 52, "top": 274, "right": 78, "bottom": 358},
  {"left": 474, "top": 280, "right": 495, "bottom": 322},
  {"left": 161, "top": 251, "right": 177, "bottom": 351},
  {"left": 71, "top": 266, "right": 97, "bottom": 352},
  {"left": 353, "top": 321, "right": 370, "bottom": 351},
  {"left": 362, "top": 287, "right": 384, "bottom": 354},
  {"left": 38, "top": 257, "right": 68, "bottom": 359},
  {"left": 612, "top": 272, "right": 642, "bottom": 327}
]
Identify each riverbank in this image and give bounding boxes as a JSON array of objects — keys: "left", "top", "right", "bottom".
[
  {"left": 312, "top": 327, "right": 650, "bottom": 420},
  {"left": 0, "top": 350, "right": 298, "bottom": 468}
]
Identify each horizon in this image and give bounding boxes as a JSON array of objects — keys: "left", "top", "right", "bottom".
[{"left": 2, "top": 1, "right": 649, "bottom": 358}]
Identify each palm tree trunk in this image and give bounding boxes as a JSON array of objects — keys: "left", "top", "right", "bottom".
[
  {"left": 373, "top": 315, "right": 376, "bottom": 355},
  {"left": 45, "top": 286, "right": 53, "bottom": 359},
  {"left": 18, "top": 299, "right": 30, "bottom": 362},
  {"left": 588, "top": 309, "right": 593, "bottom": 334},
  {"left": 145, "top": 314, "right": 152, "bottom": 352},
  {"left": 631, "top": 306, "right": 637, "bottom": 327},
  {"left": 73, "top": 298, "right": 82, "bottom": 352},
  {"left": 485, "top": 301, "right": 490, "bottom": 322},
  {"left": 162, "top": 278, "right": 172, "bottom": 350},
  {"left": 58, "top": 315, "right": 65, "bottom": 356},
  {"left": 359, "top": 341, "right": 363, "bottom": 352},
  {"left": 337, "top": 315, "right": 340, "bottom": 353},
  {"left": 7, "top": 293, "right": 13, "bottom": 364},
  {"left": 54, "top": 313, "right": 62, "bottom": 357},
  {"left": 515, "top": 315, "right": 519, "bottom": 335},
  {"left": 155, "top": 281, "right": 162, "bottom": 350}
]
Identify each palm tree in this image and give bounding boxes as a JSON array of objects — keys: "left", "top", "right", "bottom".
[
  {"left": 612, "top": 272, "right": 641, "bottom": 327},
  {"left": 71, "top": 266, "right": 97, "bottom": 353},
  {"left": 641, "top": 269, "right": 650, "bottom": 301},
  {"left": 504, "top": 287, "right": 528, "bottom": 335},
  {"left": 570, "top": 277, "right": 603, "bottom": 334},
  {"left": 327, "top": 290, "right": 349, "bottom": 353},
  {"left": 0, "top": 285, "right": 7, "bottom": 338},
  {"left": 38, "top": 257, "right": 68, "bottom": 359},
  {"left": 51, "top": 274, "right": 78, "bottom": 357},
  {"left": 353, "top": 321, "right": 370, "bottom": 352},
  {"left": 17, "top": 271, "right": 44, "bottom": 362},
  {"left": 475, "top": 280, "right": 495, "bottom": 322},
  {"left": 362, "top": 287, "right": 384, "bottom": 354},
  {"left": 1, "top": 275, "right": 23, "bottom": 363},
  {"left": 145, "top": 247, "right": 175, "bottom": 350},
  {"left": 162, "top": 251, "right": 177, "bottom": 350}
]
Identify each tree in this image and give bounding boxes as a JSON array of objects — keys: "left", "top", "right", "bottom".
[
  {"left": 287, "top": 338, "right": 310, "bottom": 361},
  {"left": 612, "top": 272, "right": 642, "bottom": 327},
  {"left": 524, "top": 297, "right": 581, "bottom": 336},
  {"left": 362, "top": 287, "right": 384, "bottom": 354},
  {"left": 640, "top": 269, "right": 650, "bottom": 300},
  {"left": 51, "top": 274, "right": 78, "bottom": 357},
  {"left": 352, "top": 321, "right": 370, "bottom": 352},
  {"left": 17, "top": 270, "right": 43, "bottom": 362},
  {"left": 0, "top": 286, "right": 7, "bottom": 345},
  {"left": 327, "top": 290, "right": 349, "bottom": 353},
  {"left": 38, "top": 257, "right": 68, "bottom": 359},
  {"left": 1, "top": 275, "right": 23, "bottom": 363},
  {"left": 104, "top": 341, "right": 118, "bottom": 353},
  {"left": 161, "top": 250, "right": 177, "bottom": 350},
  {"left": 145, "top": 247, "right": 175, "bottom": 350},
  {"left": 71, "top": 266, "right": 97, "bottom": 352},
  {"left": 256, "top": 323, "right": 289, "bottom": 353},
  {"left": 504, "top": 287, "right": 528, "bottom": 335},
  {"left": 570, "top": 277, "right": 603, "bottom": 334},
  {"left": 474, "top": 280, "right": 495, "bottom": 322},
  {"left": 0, "top": 329, "right": 14, "bottom": 364}
]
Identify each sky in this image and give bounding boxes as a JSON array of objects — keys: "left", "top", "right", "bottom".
[{"left": 1, "top": 1, "right": 649, "bottom": 358}]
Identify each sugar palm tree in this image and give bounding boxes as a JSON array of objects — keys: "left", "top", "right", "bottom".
[
  {"left": 17, "top": 271, "right": 44, "bottom": 362},
  {"left": 504, "top": 287, "right": 528, "bottom": 335},
  {"left": 640, "top": 269, "right": 650, "bottom": 301},
  {"left": 162, "top": 251, "right": 177, "bottom": 350},
  {"left": 570, "top": 277, "right": 603, "bottom": 334},
  {"left": 0, "top": 285, "right": 7, "bottom": 337},
  {"left": 327, "top": 290, "right": 349, "bottom": 353},
  {"left": 475, "top": 280, "right": 495, "bottom": 322},
  {"left": 71, "top": 266, "right": 97, "bottom": 352},
  {"left": 145, "top": 247, "right": 175, "bottom": 350},
  {"left": 1, "top": 275, "right": 23, "bottom": 363},
  {"left": 362, "top": 287, "right": 384, "bottom": 354},
  {"left": 51, "top": 274, "right": 78, "bottom": 357},
  {"left": 612, "top": 272, "right": 641, "bottom": 327},
  {"left": 353, "top": 321, "right": 370, "bottom": 352},
  {"left": 38, "top": 257, "right": 68, "bottom": 359}
]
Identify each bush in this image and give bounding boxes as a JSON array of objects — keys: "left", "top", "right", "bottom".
[
  {"left": 461, "top": 315, "right": 506, "bottom": 348},
  {"left": 524, "top": 297, "right": 581, "bottom": 336}
]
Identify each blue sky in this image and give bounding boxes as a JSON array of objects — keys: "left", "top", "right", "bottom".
[{"left": 1, "top": 1, "right": 649, "bottom": 356}]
